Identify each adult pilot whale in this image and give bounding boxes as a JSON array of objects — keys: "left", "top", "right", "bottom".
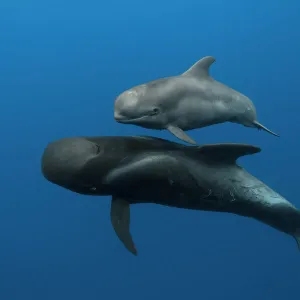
[
  {"left": 114, "top": 56, "right": 279, "bottom": 144},
  {"left": 41, "top": 136, "right": 299, "bottom": 255}
]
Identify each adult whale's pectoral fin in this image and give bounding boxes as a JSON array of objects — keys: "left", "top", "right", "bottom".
[
  {"left": 293, "top": 229, "right": 300, "bottom": 251},
  {"left": 294, "top": 236, "right": 300, "bottom": 251},
  {"left": 252, "top": 120, "right": 280, "bottom": 137},
  {"left": 167, "top": 124, "right": 197, "bottom": 145},
  {"left": 110, "top": 196, "right": 137, "bottom": 256}
]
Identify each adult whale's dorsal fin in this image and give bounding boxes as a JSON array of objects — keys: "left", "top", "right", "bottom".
[
  {"left": 182, "top": 56, "right": 216, "bottom": 79},
  {"left": 195, "top": 143, "right": 261, "bottom": 164},
  {"left": 110, "top": 196, "right": 137, "bottom": 256}
]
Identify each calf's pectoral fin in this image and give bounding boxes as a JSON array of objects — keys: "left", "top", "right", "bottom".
[
  {"left": 167, "top": 124, "right": 197, "bottom": 145},
  {"left": 110, "top": 196, "right": 137, "bottom": 256}
]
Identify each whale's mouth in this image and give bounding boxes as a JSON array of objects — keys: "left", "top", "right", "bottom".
[{"left": 114, "top": 112, "right": 153, "bottom": 123}]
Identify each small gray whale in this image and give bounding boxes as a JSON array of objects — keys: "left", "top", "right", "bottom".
[
  {"left": 41, "top": 136, "right": 298, "bottom": 255},
  {"left": 114, "top": 56, "right": 279, "bottom": 144}
]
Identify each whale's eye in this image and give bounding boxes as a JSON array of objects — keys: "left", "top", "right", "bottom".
[
  {"left": 95, "top": 144, "right": 101, "bottom": 154},
  {"left": 150, "top": 107, "right": 160, "bottom": 116}
]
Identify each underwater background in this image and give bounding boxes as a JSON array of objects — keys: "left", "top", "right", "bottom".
[{"left": 1, "top": 0, "right": 300, "bottom": 299}]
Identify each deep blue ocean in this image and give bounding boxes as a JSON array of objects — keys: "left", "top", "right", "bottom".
[{"left": 1, "top": 0, "right": 299, "bottom": 299}]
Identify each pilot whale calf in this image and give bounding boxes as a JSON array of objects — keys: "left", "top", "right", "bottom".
[
  {"left": 114, "top": 56, "right": 279, "bottom": 144},
  {"left": 41, "top": 136, "right": 298, "bottom": 255}
]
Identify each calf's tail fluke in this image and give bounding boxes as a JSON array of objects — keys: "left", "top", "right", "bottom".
[{"left": 253, "top": 120, "right": 280, "bottom": 137}]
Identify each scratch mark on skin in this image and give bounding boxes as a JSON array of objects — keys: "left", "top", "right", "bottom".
[{"left": 201, "top": 189, "right": 212, "bottom": 199}]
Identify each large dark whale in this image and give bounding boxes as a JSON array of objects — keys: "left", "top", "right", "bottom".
[{"left": 41, "top": 136, "right": 299, "bottom": 255}]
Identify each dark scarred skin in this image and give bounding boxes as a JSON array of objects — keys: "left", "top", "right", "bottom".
[{"left": 41, "top": 135, "right": 300, "bottom": 249}]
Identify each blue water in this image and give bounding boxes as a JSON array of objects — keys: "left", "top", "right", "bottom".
[{"left": 1, "top": 0, "right": 299, "bottom": 299}]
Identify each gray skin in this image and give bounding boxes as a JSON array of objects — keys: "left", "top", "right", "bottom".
[
  {"left": 114, "top": 56, "right": 279, "bottom": 144},
  {"left": 41, "top": 136, "right": 299, "bottom": 256}
]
